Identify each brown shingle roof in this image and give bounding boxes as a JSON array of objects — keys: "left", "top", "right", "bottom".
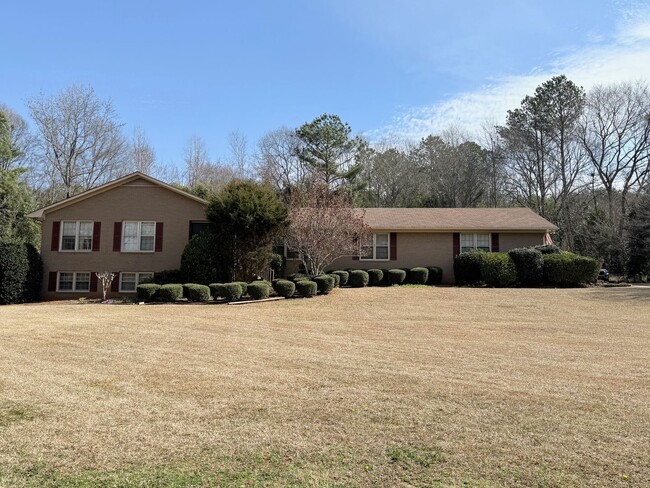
[{"left": 355, "top": 207, "right": 558, "bottom": 232}]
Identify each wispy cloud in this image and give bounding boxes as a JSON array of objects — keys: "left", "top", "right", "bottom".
[{"left": 373, "top": 6, "right": 650, "bottom": 141}]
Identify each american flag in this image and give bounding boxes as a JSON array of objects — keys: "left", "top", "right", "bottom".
[{"left": 544, "top": 233, "right": 554, "bottom": 246}]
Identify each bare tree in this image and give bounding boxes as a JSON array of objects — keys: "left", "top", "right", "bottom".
[
  {"left": 131, "top": 126, "right": 156, "bottom": 174},
  {"left": 284, "top": 184, "right": 370, "bottom": 275},
  {"left": 0, "top": 105, "right": 36, "bottom": 171},
  {"left": 255, "top": 128, "right": 307, "bottom": 194},
  {"left": 183, "top": 136, "right": 236, "bottom": 195},
  {"left": 227, "top": 130, "right": 249, "bottom": 178},
  {"left": 95, "top": 272, "right": 115, "bottom": 301},
  {"left": 28, "top": 84, "right": 128, "bottom": 200}
]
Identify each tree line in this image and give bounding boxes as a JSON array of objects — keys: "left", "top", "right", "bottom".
[{"left": 1, "top": 75, "right": 649, "bottom": 275}]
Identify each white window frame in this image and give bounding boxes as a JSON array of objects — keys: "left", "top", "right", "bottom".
[
  {"left": 284, "top": 243, "right": 300, "bottom": 261},
  {"left": 59, "top": 220, "right": 94, "bottom": 252},
  {"left": 121, "top": 221, "right": 156, "bottom": 253},
  {"left": 119, "top": 272, "right": 154, "bottom": 293},
  {"left": 56, "top": 271, "right": 91, "bottom": 292},
  {"left": 460, "top": 233, "right": 492, "bottom": 253},
  {"left": 360, "top": 233, "right": 390, "bottom": 261}
]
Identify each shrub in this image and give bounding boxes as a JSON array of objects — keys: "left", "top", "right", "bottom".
[
  {"left": 367, "top": 269, "right": 384, "bottom": 286},
  {"left": 272, "top": 279, "right": 295, "bottom": 298},
  {"left": 288, "top": 273, "right": 310, "bottom": 283},
  {"left": 380, "top": 268, "right": 392, "bottom": 286},
  {"left": 296, "top": 280, "right": 317, "bottom": 297},
  {"left": 387, "top": 269, "right": 407, "bottom": 285},
  {"left": 508, "top": 248, "right": 543, "bottom": 286},
  {"left": 349, "top": 269, "right": 369, "bottom": 288},
  {"left": 331, "top": 270, "right": 349, "bottom": 286},
  {"left": 534, "top": 244, "right": 562, "bottom": 255},
  {"left": 137, "top": 283, "right": 160, "bottom": 301},
  {"left": 222, "top": 283, "right": 243, "bottom": 301},
  {"left": 454, "top": 250, "right": 485, "bottom": 285},
  {"left": 0, "top": 242, "right": 29, "bottom": 305},
  {"left": 186, "top": 284, "right": 211, "bottom": 302},
  {"left": 313, "top": 275, "right": 335, "bottom": 294},
  {"left": 408, "top": 267, "right": 429, "bottom": 285},
  {"left": 426, "top": 266, "right": 443, "bottom": 286},
  {"left": 182, "top": 283, "right": 193, "bottom": 299},
  {"left": 180, "top": 232, "right": 232, "bottom": 285},
  {"left": 480, "top": 253, "right": 517, "bottom": 288},
  {"left": 234, "top": 281, "right": 249, "bottom": 296},
  {"left": 543, "top": 252, "right": 600, "bottom": 286},
  {"left": 152, "top": 269, "right": 183, "bottom": 285},
  {"left": 327, "top": 273, "right": 340, "bottom": 288},
  {"left": 209, "top": 283, "right": 225, "bottom": 299},
  {"left": 159, "top": 283, "right": 183, "bottom": 302},
  {"left": 24, "top": 243, "right": 43, "bottom": 302},
  {"left": 247, "top": 282, "right": 270, "bottom": 300}
]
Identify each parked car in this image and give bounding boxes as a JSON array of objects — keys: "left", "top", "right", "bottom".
[{"left": 598, "top": 268, "right": 609, "bottom": 281}]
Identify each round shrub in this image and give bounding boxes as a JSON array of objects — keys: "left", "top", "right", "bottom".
[
  {"left": 327, "top": 273, "right": 340, "bottom": 287},
  {"left": 480, "top": 253, "right": 517, "bottom": 287},
  {"left": 367, "top": 269, "right": 384, "bottom": 286},
  {"left": 234, "top": 281, "right": 249, "bottom": 296},
  {"left": 426, "top": 266, "right": 443, "bottom": 286},
  {"left": 543, "top": 252, "right": 599, "bottom": 287},
  {"left": 180, "top": 232, "right": 231, "bottom": 284},
  {"left": 296, "top": 280, "right": 317, "bottom": 297},
  {"left": 186, "top": 284, "right": 211, "bottom": 302},
  {"left": 288, "top": 273, "right": 310, "bottom": 283},
  {"left": 387, "top": 269, "right": 407, "bottom": 285},
  {"left": 508, "top": 248, "right": 543, "bottom": 286},
  {"left": 272, "top": 279, "right": 295, "bottom": 298},
  {"left": 380, "top": 268, "right": 392, "bottom": 286},
  {"left": 534, "top": 244, "right": 562, "bottom": 255},
  {"left": 349, "top": 270, "right": 369, "bottom": 288},
  {"left": 136, "top": 283, "right": 160, "bottom": 301},
  {"left": 408, "top": 267, "right": 429, "bottom": 285},
  {"left": 159, "top": 283, "right": 183, "bottom": 302},
  {"left": 182, "top": 283, "right": 193, "bottom": 298},
  {"left": 209, "top": 283, "right": 225, "bottom": 299},
  {"left": 247, "top": 282, "right": 270, "bottom": 300},
  {"left": 454, "top": 250, "right": 485, "bottom": 285},
  {"left": 222, "top": 283, "right": 243, "bottom": 301},
  {"left": 313, "top": 275, "right": 335, "bottom": 295},
  {"left": 0, "top": 242, "right": 29, "bottom": 305},
  {"left": 331, "top": 270, "right": 349, "bottom": 286}
]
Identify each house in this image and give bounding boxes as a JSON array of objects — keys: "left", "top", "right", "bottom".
[
  {"left": 283, "top": 207, "right": 558, "bottom": 283},
  {"left": 28, "top": 172, "right": 558, "bottom": 299},
  {"left": 27, "top": 172, "right": 209, "bottom": 300}
]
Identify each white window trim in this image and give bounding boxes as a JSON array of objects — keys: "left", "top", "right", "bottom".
[
  {"left": 460, "top": 233, "right": 492, "bottom": 253},
  {"left": 56, "top": 271, "right": 91, "bottom": 292},
  {"left": 59, "top": 220, "right": 94, "bottom": 252},
  {"left": 119, "top": 272, "right": 154, "bottom": 293},
  {"left": 121, "top": 221, "right": 156, "bottom": 253},
  {"left": 360, "top": 233, "right": 391, "bottom": 261}
]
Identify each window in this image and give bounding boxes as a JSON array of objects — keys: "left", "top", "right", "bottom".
[
  {"left": 360, "top": 233, "right": 390, "bottom": 261},
  {"left": 57, "top": 272, "right": 90, "bottom": 292},
  {"left": 285, "top": 244, "right": 300, "bottom": 260},
  {"left": 460, "top": 233, "right": 491, "bottom": 253},
  {"left": 122, "top": 221, "right": 155, "bottom": 252},
  {"left": 119, "top": 272, "right": 154, "bottom": 292},
  {"left": 60, "top": 221, "right": 93, "bottom": 251}
]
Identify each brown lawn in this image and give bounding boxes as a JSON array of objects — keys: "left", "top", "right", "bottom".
[{"left": 0, "top": 287, "right": 648, "bottom": 487}]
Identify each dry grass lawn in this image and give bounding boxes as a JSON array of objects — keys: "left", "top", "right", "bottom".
[{"left": 0, "top": 287, "right": 649, "bottom": 487}]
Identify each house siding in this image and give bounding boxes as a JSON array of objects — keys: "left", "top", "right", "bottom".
[{"left": 39, "top": 178, "right": 207, "bottom": 299}]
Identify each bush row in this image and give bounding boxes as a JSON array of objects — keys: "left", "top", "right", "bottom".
[
  {"left": 0, "top": 242, "right": 43, "bottom": 305},
  {"left": 308, "top": 266, "right": 444, "bottom": 288}
]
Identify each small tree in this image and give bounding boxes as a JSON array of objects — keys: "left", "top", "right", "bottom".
[
  {"left": 285, "top": 184, "right": 370, "bottom": 275},
  {"left": 95, "top": 272, "right": 115, "bottom": 301}
]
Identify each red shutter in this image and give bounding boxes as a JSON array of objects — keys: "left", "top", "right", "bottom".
[
  {"left": 155, "top": 222, "right": 164, "bottom": 252},
  {"left": 89, "top": 272, "right": 98, "bottom": 292},
  {"left": 113, "top": 222, "right": 122, "bottom": 251},
  {"left": 390, "top": 232, "right": 397, "bottom": 261},
  {"left": 111, "top": 272, "right": 120, "bottom": 292},
  {"left": 491, "top": 233, "right": 499, "bottom": 252},
  {"left": 92, "top": 222, "right": 101, "bottom": 251},
  {"left": 453, "top": 233, "right": 460, "bottom": 256},
  {"left": 352, "top": 255, "right": 359, "bottom": 261},
  {"left": 51, "top": 221, "right": 60, "bottom": 251},
  {"left": 48, "top": 272, "right": 57, "bottom": 291}
]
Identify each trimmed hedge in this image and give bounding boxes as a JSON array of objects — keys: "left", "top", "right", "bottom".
[
  {"left": 247, "top": 282, "right": 270, "bottom": 300},
  {"left": 313, "top": 275, "right": 335, "bottom": 295},
  {"left": 296, "top": 280, "right": 317, "bottom": 297},
  {"left": 543, "top": 252, "right": 599, "bottom": 286},
  {"left": 349, "top": 270, "right": 369, "bottom": 288},
  {"left": 159, "top": 284, "right": 183, "bottom": 302},
  {"left": 180, "top": 232, "right": 231, "bottom": 285},
  {"left": 137, "top": 283, "right": 160, "bottom": 301},
  {"left": 454, "top": 250, "right": 485, "bottom": 285},
  {"left": 380, "top": 268, "right": 392, "bottom": 286},
  {"left": 182, "top": 283, "right": 193, "bottom": 299},
  {"left": 331, "top": 270, "right": 349, "bottom": 286},
  {"left": 234, "top": 281, "right": 249, "bottom": 296},
  {"left": 327, "top": 273, "right": 340, "bottom": 288},
  {"left": 222, "top": 283, "right": 243, "bottom": 301},
  {"left": 209, "top": 283, "right": 225, "bottom": 299},
  {"left": 426, "top": 266, "right": 443, "bottom": 286},
  {"left": 367, "top": 269, "right": 384, "bottom": 286},
  {"left": 186, "top": 284, "right": 211, "bottom": 302},
  {"left": 0, "top": 242, "right": 29, "bottom": 305},
  {"left": 387, "top": 269, "right": 406, "bottom": 285},
  {"left": 480, "top": 252, "right": 517, "bottom": 288},
  {"left": 408, "top": 267, "right": 429, "bottom": 285},
  {"left": 272, "top": 279, "right": 295, "bottom": 298},
  {"left": 508, "top": 248, "right": 543, "bottom": 286},
  {"left": 535, "top": 244, "right": 562, "bottom": 255},
  {"left": 288, "top": 273, "right": 310, "bottom": 283}
]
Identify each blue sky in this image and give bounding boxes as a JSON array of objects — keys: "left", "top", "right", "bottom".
[{"left": 2, "top": 0, "right": 650, "bottom": 168}]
